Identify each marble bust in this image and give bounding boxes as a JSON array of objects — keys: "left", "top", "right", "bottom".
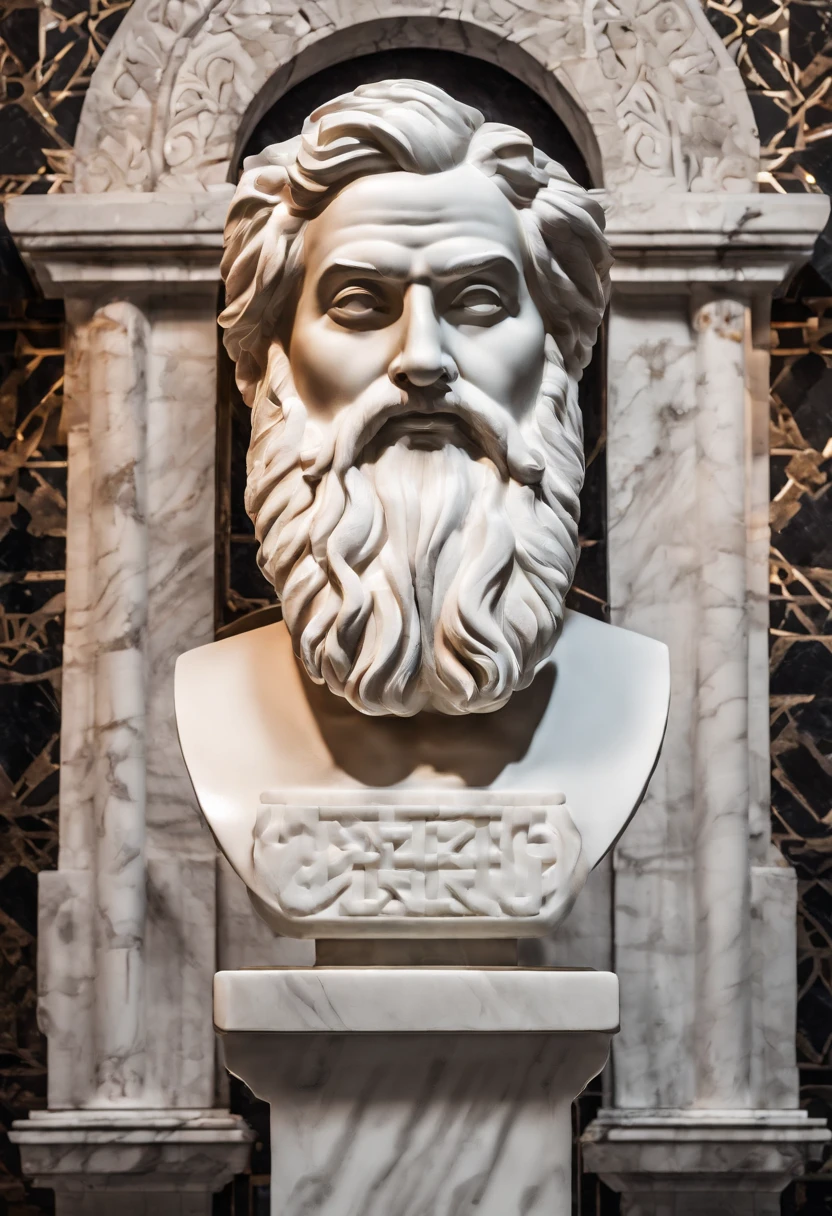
[{"left": 175, "top": 80, "right": 670, "bottom": 938}]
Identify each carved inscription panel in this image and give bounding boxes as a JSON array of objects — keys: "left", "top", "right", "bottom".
[{"left": 252, "top": 791, "right": 588, "bottom": 938}]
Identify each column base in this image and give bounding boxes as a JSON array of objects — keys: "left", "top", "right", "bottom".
[
  {"left": 215, "top": 966, "right": 619, "bottom": 1216},
  {"left": 581, "top": 1108, "right": 830, "bottom": 1215},
  {"left": 10, "top": 1108, "right": 254, "bottom": 1216}
]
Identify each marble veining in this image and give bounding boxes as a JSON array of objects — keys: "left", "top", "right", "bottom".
[
  {"left": 691, "top": 295, "right": 753, "bottom": 1108},
  {"left": 88, "top": 299, "right": 149, "bottom": 1105},
  {"left": 1, "top": 0, "right": 831, "bottom": 1212},
  {"left": 213, "top": 968, "right": 620, "bottom": 1035},
  {"left": 218, "top": 970, "right": 615, "bottom": 1216}
]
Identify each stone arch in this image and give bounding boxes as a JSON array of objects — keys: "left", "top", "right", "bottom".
[{"left": 73, "top": 0, "right": 759, "bottom": 197}]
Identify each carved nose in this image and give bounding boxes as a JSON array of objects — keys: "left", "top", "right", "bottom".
[{"left": 389, "top": 284, "right": 457, "bottom": 390}]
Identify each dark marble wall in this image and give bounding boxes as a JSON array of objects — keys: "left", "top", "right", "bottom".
[{"left": 0, "top": 1, "right": 831, "bottom": 1213}]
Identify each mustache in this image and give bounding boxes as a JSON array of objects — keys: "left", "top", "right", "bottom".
[{"left": 301, "top": 378, "right": 546, "bottom": 487}]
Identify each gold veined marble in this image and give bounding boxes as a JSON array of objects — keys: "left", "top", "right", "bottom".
[
  {"left": 1, "top": 1, "right": 832, "bottom": 1212},
  {"left": 704, "top": 0, "right": 832, "bottom": 194}
]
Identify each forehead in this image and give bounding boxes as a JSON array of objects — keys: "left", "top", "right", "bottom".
[{"left": 302, "top": 164, "right": 526, "bottom": 276}]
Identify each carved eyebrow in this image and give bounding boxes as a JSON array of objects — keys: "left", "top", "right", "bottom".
[
  {"left": 325, "top": 259, "right": 383, "bottom": 275},
  {"left": 321, "top": 253, "right": 518, "bottom": 281},
  {"left": 318, "top": 259, "right": 390, "bottom": 287},
  {"left": 434, "top": 251, "right": 520, "bottom": 280},
  {"left": 316, "top": 259, "right": 394, "bottom": 304}
]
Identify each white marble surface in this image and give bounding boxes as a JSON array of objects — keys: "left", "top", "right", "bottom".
[
  {"left": 252, "top": 792, "right": 587, "bottom": 934},
  {"left": 178, "top": 82, "right": 667, "bottom": 942},
  {"left": 691, "top": 293, "right": 752, "bottom": 1108},
  {"left": 602, "top": 283, "right": 815, "bottom": 1125},
  {"left": 221, "top": 86, "right": 610, "bottom": 718},
  {"left": 216, "top": 856, "right": 315, "bottom": 970},
  {"left": 4, "top": 189, "right": 234, "bottom": 237},
  {"left": 6, "top": 191, "right": 826, "bottom": 298},
  {"left": 582, "top": 231, "right": 829, "bottom": 1207},
  {"left": 38, "top": 293, "right": 223, "bottom": 1115},
  {"left": 177, "top": 610, "right": 669, "bottom": 937},
  {"left": 582, "top": 1108, "right": 830, "bottom": 1216},
  {"left": 2, "top": 5, "right": 827, "bottom": 1204},
  {"left": 247, "top": 1031, "right": 608, "bottom": 1216},
  {"left": 603, "top": 286, "right": 734, "bottom": 1113},
  {"left": 750, "top": 865, "right": 801, "bottom": 1108},
  {"left": 606, "top": 193, "right": 830, "bottom": 248},
  {"left": 88, "top": 299, "right": 149, "bottom": 1104},
  {"left": 219, "top": 971, "right": 614, "bottom": 1216},
  {"left": 144, "top": 307, "right": 217, "bottom": 849},
  {"left": 9, "top": 240, "right": 244, "bottom": 1208},
  {"left": 11, "top": 1109, "right": 253, "bottom": 1216},
  {"left": 214, "top": 967, "right": 619, "bottom": 1034},
  {"left": 36, "top": 869, "right": 96, "bottom": 1109},
  {"left": 71, "top": 0, "right": 757, "bottom": 197}
]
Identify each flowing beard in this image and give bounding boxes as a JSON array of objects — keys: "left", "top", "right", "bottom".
[{"left": 245, "top": 341, "right": 583, "bottom": 717}]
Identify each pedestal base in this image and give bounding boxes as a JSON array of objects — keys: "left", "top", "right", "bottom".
[
  {"left": 215, "top": 968, "right": 619, "bottom": 1216},
  {"left": 10, "top": 1108, "right": 254, "bottom": 1216},
  {"left": 581, "top": 1109, "right": 831, "bottom": 1216}
]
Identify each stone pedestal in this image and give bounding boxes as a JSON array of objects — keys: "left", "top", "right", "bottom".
[{"left": 214, "top": 968, "right": 617, "bottom": 1216}]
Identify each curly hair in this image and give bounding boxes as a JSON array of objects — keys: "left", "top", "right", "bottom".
[{"left": 219, "top": 78, "right": 611, "bottom": 406}]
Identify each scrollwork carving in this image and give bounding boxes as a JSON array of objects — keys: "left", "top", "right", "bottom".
[{"left": 71, "top": 0, "right": 758, "bottom": 195}]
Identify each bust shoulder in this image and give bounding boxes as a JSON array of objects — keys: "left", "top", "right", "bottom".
[{"left": 175, "top": 611, "right": 668, "bottom": 934}]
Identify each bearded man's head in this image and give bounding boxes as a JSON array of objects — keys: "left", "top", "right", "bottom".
[{"left": 219, "top": 79, "right": 611, "bottom": 718}]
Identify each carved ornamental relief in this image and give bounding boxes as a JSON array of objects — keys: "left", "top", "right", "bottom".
[
  {"left": 252, "top": 792, "right": 588, "bottom": 935},
  {"left": 72, "top": 0, "right": 759, "bottom": 195}
]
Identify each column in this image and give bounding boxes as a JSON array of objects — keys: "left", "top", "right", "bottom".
[
  {"left": 690, "top": 293, "right": 752, "bottom": 1108},
  {"left": 582, "top": 193, "right": 832, "bottom": 1214},
  {"left": 5, "top": 190, "right": 253, "bottom": 1212},
  {"left": 88, "top": 300, "right": 150, "bottom": 1104}
]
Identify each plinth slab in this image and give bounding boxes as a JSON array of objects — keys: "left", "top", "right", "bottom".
[{"left": 214, "top": 966, "right": 619, "bottom": 1033}]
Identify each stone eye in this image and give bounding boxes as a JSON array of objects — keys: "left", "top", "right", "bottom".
[
  {"left": 448, "top": 285, "right": 505, "bottom": 320},
  {"left": 329, "top": 287, "right": 386, "bottom": 321}
]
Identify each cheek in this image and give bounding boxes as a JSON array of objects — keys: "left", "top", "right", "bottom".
[
  {"left": 288, "top": 316, "right": 394, "bottom": 417},
  {"left": 456, "top": 311, "right": 545, "bottom": 415}
]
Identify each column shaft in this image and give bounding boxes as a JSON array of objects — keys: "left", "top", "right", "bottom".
[
  {"left": 691, "top": 293, "right": 752, "bottom": 1107},
  {"left": 88, "top": 299, "right": 150, "bottom": 1103}
]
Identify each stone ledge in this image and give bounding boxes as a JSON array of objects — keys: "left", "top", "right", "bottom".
[
  {"left": 214, "top": 966, "right": 620, "bottom": 1035},
  {"left": 6, "top": 191, "right": 829, "bottom": 298},
  {"left": 581, "top": 1109, "right": 830, "bottom": 1200},
  {"left": 10, "top": 1108, "right": 254, "bottom": 1194}
]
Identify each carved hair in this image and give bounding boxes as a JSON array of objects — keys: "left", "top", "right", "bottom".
[
  {"left": 244, "top": 343, "right": 584, "bottom": 715},
  {"left": 220, "top": 79, "right": 611, "bottom": 405},
  {"left": 219, "top": 80, "right": 612, "bottom": 716}
]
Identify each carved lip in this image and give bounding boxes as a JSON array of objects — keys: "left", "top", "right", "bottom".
[
  {"left": 334, "top": 393, "right": 538, "bottom": 484},
  {"left": 367, "top": 409, "right": 477, "bottom": 453}
]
